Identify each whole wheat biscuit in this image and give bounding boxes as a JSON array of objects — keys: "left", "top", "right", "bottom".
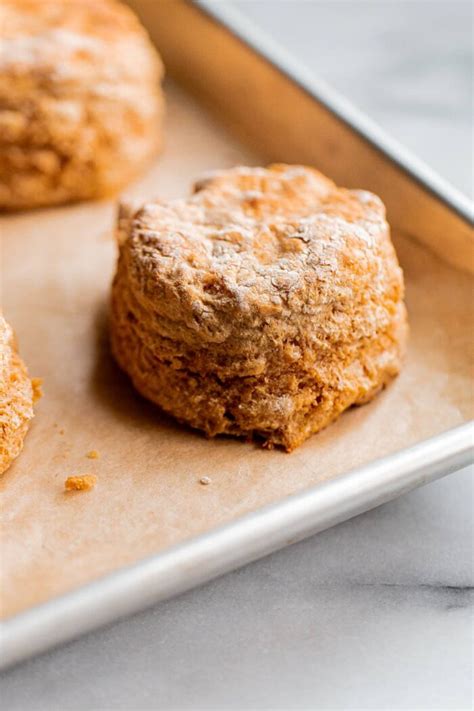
[
  {"left": 110, "top": 164, "right": 408, "bottom": 451},
  {"left": 0, "top": 315, "right": 38, "bottom": 474},
  {"left": 0, "top": 0, "right": 164, "bottom": 210}
]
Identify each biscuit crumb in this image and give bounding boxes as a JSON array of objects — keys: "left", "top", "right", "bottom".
[
  {"left": 86, "top": 450, "right": 100, "bottom": 459},
  {"left": 65, "top": 474, "right": 97, "bottom": 492},
  {"left": 199, "top": 476, "right": 211, "bottom": 486},
  {"left": 31, "top": 377, "right": 43, "bottom": 402}
]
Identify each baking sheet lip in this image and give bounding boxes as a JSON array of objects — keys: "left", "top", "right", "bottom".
[
  {"left": 1, "top": 420, "right": 472, "bottom": 669},
  {"left": 193, "top": 0, "right": 473, "bottom": 226}
]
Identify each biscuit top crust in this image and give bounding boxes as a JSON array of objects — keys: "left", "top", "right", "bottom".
[
  {"left": 120, "top": 165, "right": 403, "bottom": 355},
  {"left": 0, "top": 0, "right": 163, "bottom": 84},
  {"left": 2, "top": 0, "right": 146, "bottom": 38}
]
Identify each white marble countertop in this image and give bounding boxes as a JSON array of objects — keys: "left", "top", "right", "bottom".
[{"left": 1, "top": 2, "right": 472, "bottom": 709}]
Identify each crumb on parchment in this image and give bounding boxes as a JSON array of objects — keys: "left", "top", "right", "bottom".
[
  {"left": 199, "top": 476, "right": 211, "bottom": 486},
  {"left": 31, "top": 377, "right": 43, "bottom": 402},
  {"left": 65, "top": 474, "right": 97, "bottom": 492},
  {"left": 86, "top": 450, "right": 100, "bottom": 459}
]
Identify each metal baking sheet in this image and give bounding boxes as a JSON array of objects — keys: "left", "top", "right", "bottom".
[{"left": 1, "top": 0, "right": 472, "bottom": 668}]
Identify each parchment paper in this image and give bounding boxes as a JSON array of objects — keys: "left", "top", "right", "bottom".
[{"left": 1, "top": 84, "right": 472, "bottom": 619}]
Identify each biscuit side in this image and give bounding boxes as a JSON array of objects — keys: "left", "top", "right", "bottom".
[{"left": 0, "top": 318, "right": 36, "bottom": 473}]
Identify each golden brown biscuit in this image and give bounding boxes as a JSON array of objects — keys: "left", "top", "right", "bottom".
[
  {"left": 0, "top": 0, "right": 164, "bottom": 210},
  {"left": 0, "top": 315, "right": 38, "bottom": 474},
  {"left": 110, "top": 164, "right": 408, "bottom": 451}
]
